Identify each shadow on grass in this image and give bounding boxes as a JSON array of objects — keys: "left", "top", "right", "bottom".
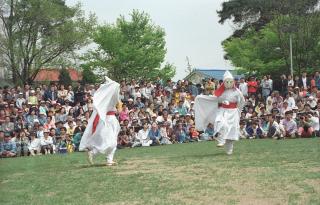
[{"left": 77, "top": 163, "right": 109, "bottom": 169}]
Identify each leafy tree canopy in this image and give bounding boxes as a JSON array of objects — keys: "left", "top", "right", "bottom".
[{"left": 83, "top": 10, "right": 175, "bottom": 82}]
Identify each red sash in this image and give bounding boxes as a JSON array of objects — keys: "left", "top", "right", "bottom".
[
  {"left": 92, "top": 111, "right": 117, "bottom": 134},
  {"left": 218, "top": 102, "right": 237, "bottom": 109}
]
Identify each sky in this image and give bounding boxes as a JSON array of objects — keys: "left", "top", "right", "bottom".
[{"left": 66, "top": 0, "right": 234, "bottom": 80}]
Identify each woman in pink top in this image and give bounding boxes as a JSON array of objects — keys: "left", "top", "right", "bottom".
[{"left": 119, "top": 104, "right": 129, "bottom": 122}]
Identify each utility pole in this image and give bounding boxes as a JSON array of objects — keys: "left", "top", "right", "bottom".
[{"left": 289, "top": 34, "right": 293, "bottom": 77}]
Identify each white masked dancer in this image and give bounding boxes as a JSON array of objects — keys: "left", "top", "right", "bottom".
[
  {"left": 79, "top": 77, "right": 121, "bottom": 166},
  {"left": 195, "top": 71, "right": 245, "bottom": 155}
]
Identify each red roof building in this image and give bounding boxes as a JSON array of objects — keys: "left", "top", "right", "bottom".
[{"left": 34, "top": 68, "right": 82, "bottom": 82}]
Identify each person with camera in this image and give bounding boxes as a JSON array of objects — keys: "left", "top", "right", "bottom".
[{"left": 297, "top": 114, "right": 314, "bottom": 138}]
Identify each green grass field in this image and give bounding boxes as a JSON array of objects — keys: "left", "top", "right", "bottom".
[{"left": 1, "top": 139, "right": 320, "bottom": 205}]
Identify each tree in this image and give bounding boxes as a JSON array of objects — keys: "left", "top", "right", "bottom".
[
  {"left": 217, "top": 0, "right": 319, "bottom": 38},
  {"left": 84, "top": 10, "right": 176, "bottom": 82},
  {"left": 223, "top": 13, "right": 320, "bottom": 77},
  {"left": 81, "top": 64, "right": 99, "bottom": 84},
  {"left": 0, "top": 0, "right": 96, "bottom": 84},
  {"left": 59, "top": 67, "right": 72, "bottom": 86}
]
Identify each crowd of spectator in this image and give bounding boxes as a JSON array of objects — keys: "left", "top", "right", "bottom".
[{"left": 0, "top": 71, "right": 319, "bottom": 158}]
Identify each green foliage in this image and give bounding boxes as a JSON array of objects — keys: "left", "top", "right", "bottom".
[
  {"left": 223, "top": 13, "right": 320, "bottom": 77},
  {"left": 0, "top": 140, "right": 319, "bottom": 204},
  {"left": 84, "top": 10, "right": 175, "bottom": 82},
  {"left": 59, "top": 67, "right": 72, "bottom": 86},
  {"left": 81, "top": 64, "right": 99, "bottom": 84},
  {"left": 217, "top": 0, "right": 319, "bottom": 38},
  {"left": 0, "top": 0, "right": 96, "bottom": 84}
]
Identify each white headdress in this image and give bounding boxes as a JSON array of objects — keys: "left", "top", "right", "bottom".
[{"left": 223, "top": 70, "right": 234, "bottom": 81}]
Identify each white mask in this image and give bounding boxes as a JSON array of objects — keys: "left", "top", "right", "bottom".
[{"left": 224, "top": 78, "right": 234, "bottom": 89}]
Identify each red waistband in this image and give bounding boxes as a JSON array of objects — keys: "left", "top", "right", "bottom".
[
  {"left": 107, "top": 111, "right": 116, "bottom": 115},
  {"left": 218, "top": 102, "right": 237, "bottom": 109}
]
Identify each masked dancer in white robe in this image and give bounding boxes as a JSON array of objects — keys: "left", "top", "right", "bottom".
[
  {"left": 79, "top": 77, "right": 121, "bottom": 166},
  {"left": 195, "top": 71, "right": 245, "bottom": 155}
]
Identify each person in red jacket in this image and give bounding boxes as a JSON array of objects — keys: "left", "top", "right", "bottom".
[{"left": 247, "top": 77, "right": 258, "bottom": 95}]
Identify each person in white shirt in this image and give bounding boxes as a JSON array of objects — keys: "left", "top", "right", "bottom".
[
  {"left": 239, "top": 77, "right": 248, "bottom": 97},
  {"left": 308, "top": 113, "right": 319, "bottom": 136},
  {"left": 29, "top": 133, "right": 41, "bottom": 156},
  {"left": 40, "top": 131, "right": 53, "bottom": 154},
  {"left": 132, "top": 123, "right": 152, "bottom": 147}
]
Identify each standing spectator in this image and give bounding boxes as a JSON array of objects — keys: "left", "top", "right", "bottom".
[
  {"left": 279, "top": 75, "right": 288, "bottom": 96},
  {"left": 261, "top": 76, "right": 272, "bottom": 100},
  {"left": 0, "top": 132, "right": 16, "bottom": 157},
  {"left": 287, "top": 75, "right": 294, "bottom": 87},
  {"left": 299, "top": 72, "right": 310, "bottom": 91},
  {"left": 247, "top": 77, "right": 258, "bottom": 95}
]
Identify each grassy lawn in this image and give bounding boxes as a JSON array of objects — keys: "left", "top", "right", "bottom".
[{"left": 1, "top": 138, "right": 320, "bottom": 205}]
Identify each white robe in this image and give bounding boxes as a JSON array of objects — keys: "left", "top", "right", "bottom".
[
  {"left": 195, "top": 88, "right": 245, "bottom": 141},
  {"left": 79, "top": 79, "right": 121, "bottom": 154}
]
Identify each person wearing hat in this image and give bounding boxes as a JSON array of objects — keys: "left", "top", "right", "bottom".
[
  {"left": 0, "top": 132, "right": 16, "bottom": 158},
  {"left": 16, "top": 92, "right": 26, "bottom": 109},
  {"left": 195, "top": 70, "right": 245, "bottom": 155},
  {"left": 280, "top": 111, "right": 297, "bottom": 138}
]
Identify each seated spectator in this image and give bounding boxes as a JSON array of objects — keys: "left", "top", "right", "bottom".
[
  {"left": 159, "top": 122, "right": 172, "bottom": 145},
  {"left": 174, "top": 123, "right": 188, "bottom": 143},
  {"left": 239, "top": 121, "right": 248, "bottom": 139},
  {"left": 12, "top": 130, "right": 29, "bottom": 157},
  {"left": 0, "top": 132, "right": 16, "bottom": 158},
  {"left": 132, "top": 122, "right": 152, "bottom": 147},
  {"left": 56, "top": 135, "right": 67, "bottom": 154},
  {"left": 28, "top": 132, "right": 41, "bottom": 156},
  {"left": 264, "top": 115, "right": 281, "bottom": 139},
  {"left": 246, "top": 121, "right": 264, "bottom": 139},
  {"left": 66, "top": 134, "right": 74, "bottom": 153},
  {"left": 308, "top": 112, "right": 319, "bottom": 137},
  {"left": 297, "top": 114, "right": 314, "bottom": 138},
  {"left": 280, "top": 111, "right": 297, "bottom": 138},
  {"left": 1, "top": 116, "right": 14, "bottom": 133},
  {"left": 118, "top": 126, "right": 132, "bottom": 148},
  {"left": 40, "top": 131, "right": 53, "bottom": 155},
  {"left": 72, "top": 132, "right": 82, "bottom": 151},
  {"left": 148, "top": 122, "right": 161, "bottom": 145},
  {"left": 200, "top": 123, "right": 214, "bottom": 141},
  {"left": 189, "top": 125, "right": 200, "bottom": 141}
]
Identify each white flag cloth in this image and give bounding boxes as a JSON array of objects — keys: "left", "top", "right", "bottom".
[
  {"left": 79, "top": 78, "right": 121, "bottom": 153},
  {"left": 195, "top": 89, "right": 245, "bottom": 141},
  {"left": 194, "top": 95, "right": 218, "bottom": 131}
]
